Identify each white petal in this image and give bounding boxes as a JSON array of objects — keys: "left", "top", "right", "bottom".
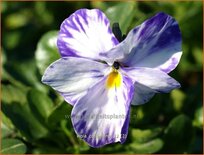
[{"left": 42, "top": 57, "right": 109, "bottom": 105}]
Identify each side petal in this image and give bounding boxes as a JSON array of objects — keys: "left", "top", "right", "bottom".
[
  {"left": 42, "top": 57, "right": 109, "bottom": 105},
  {"left": 57, "top": 9, "right": 119, "bottom": 60},
  {"left": 122, "top": 67, "right": 180, "bottom": 93},
  {"left": 71, "top": 75, "right": 134, "bottom": 147},
  {"left": 131, "top": 82, "right": 156, "bottom": 105},
  {"left": 110, "top": 12, "right": 182, "bottom": 73}
]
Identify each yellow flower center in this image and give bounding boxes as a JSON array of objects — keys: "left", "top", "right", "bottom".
[{"left": 106, "top": 70, "right": 122, "bottom": 89}]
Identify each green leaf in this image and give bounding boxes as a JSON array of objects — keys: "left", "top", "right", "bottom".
[
  {"left": 27, "top": 89, "right": 54, "bottom": 123},
  {"left": 1, "top": 48, "right": 10, "bottom": 81},
  {"left": 2, "top": 102, "right": 49, "bottom": 140},
  {"left": 105, "top": 2, "right": 136, "bottom": 33},
  {"left": 47, "top": 102, "right": 72, "bottom": 127},
  {"left": 192, "top": 47, "right": 203, "bottom": 68},
  {"left": 1, "top": 47, "right": 6, "bottom": 65},
  {"left": 1, "top": 138, "right": 27, "bottom": 154},
  {"left": 132, "top": 127, "right": 163, "bottom": 143},
  {"left": 1, "top": 1, "right": 7, "bottom": 13},
  {"left": 32, "top": 147, "right": 65, "bottom": 154},
  {"left": 1, "top": 112, "right": 15, "bottom": 135},
  {"left": 129, "top": 138, "right": 163, "bottom": 153},
  {"left": 91, "top": 1, "right": 112, "bottom": 11},
  {"left": 2, "top": 84, "right": 27, "bottom": 104},
  {"left": 35, "top": 31, "right": 60, "bottom": 75},
  {"left": 1, "top": 123, "right": 13, "bottom": 139},
  {"left": 130, "top": 94, "right": 162, "bottom": 125},
  {"left": 4, "top": 59, "right": 46, "bottom": 93},
  {"left": 193, "top": 106, "right": 203, "bottom": 129},
  {"left": 162, "top": 114, "right": 195, "bottom": 153},
  {"left": 5, "top": 10, "right": 30, "bottom": 29},
  {"left": 34, "top": 2, "right": 54, "bottom": 26},
  {"left": 91, "top": 2, "right": 123, "bottom": 12},
  {"left": 170, "top": 89, "right": 186, "bottom": 112},
  {"left": 4, "top": 31, "right": 21, "bottom": 50},
  {"left": 1, "top": 52, "right": 30, "bottom": 88}
]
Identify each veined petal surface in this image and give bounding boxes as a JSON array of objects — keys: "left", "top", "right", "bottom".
[
  {"left": 42, "top": 57, "right": 109, "bottom": 105},
  {"left": 122, "top": 67, "right": 180, "bottom": 105},
  {"left": 57, "top": 9, "right": 119, "bottom": 60},
  {"left": 71, "top": 75, "right": 134, "bottom": 147},
  {"left": 107, "top": 12, "right": 182, "bottom": 73}
]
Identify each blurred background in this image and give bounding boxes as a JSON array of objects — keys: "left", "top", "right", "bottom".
[{"left": 1, "top": 1, "right": 203, "bottom": 154}]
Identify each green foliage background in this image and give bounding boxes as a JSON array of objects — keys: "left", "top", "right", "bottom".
[{"left": 1, "top": 1, "right": 203, "bottom": 154}]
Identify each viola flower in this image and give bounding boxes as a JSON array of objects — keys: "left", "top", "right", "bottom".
[{"left": 42, "top": 9, "right": 182, "bottom": 147}]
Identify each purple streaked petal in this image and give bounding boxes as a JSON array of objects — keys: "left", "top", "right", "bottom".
[
  {"left": 42, "top": 57, "right": 108, "bottom": 105},
  {"left": 120, "top": 107, "right": 130, "bottom": 143},
  {"left": 122, "top": 67, "right": 180, "bottom": 94},
  {"left": 57, "top": 9, "right": 119, "bottom": 60},
  {"left": 110, "top": 12, "right": 182, "bottom": 73},
  {"left": 71, "top": 75, "right": 134, "bottom": 147}
]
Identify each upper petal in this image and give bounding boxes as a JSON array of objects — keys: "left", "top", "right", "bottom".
[
  {"left": 57, "top": 9, "right": 119, "bottom": 60},
  {"left": 71, "top": 75, "right": 134, "bottom": 147},
  {"left": 107, "top": 12, "right": 182, "bottom": 73},
  {"left": 42, "top": 57, "right": 109, "bottom": 105}
]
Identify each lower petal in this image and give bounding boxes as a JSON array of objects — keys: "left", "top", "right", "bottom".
[{"left": 71, "top": 75, "right": 134, "bottom": 147}]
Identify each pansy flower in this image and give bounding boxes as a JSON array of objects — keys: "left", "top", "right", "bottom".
[{"left": 42, "top": 9, "right": 182, "bottom": 148}]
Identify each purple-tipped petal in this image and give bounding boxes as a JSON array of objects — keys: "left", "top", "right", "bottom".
[
  {"left": 122, "top": 67, "right": 180, "bottom": 105},
  {"left": 108, "top": 12, "right": 182, "bottom": 73},
  {"left": 71, "top": 75, "right": 134, "bottom": 147},
  {"left": 57, "top": 9, "right": 119, "bottom": 60},
  {"left": 42, "top": 57, "right": 108, "bottom": 105}
]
